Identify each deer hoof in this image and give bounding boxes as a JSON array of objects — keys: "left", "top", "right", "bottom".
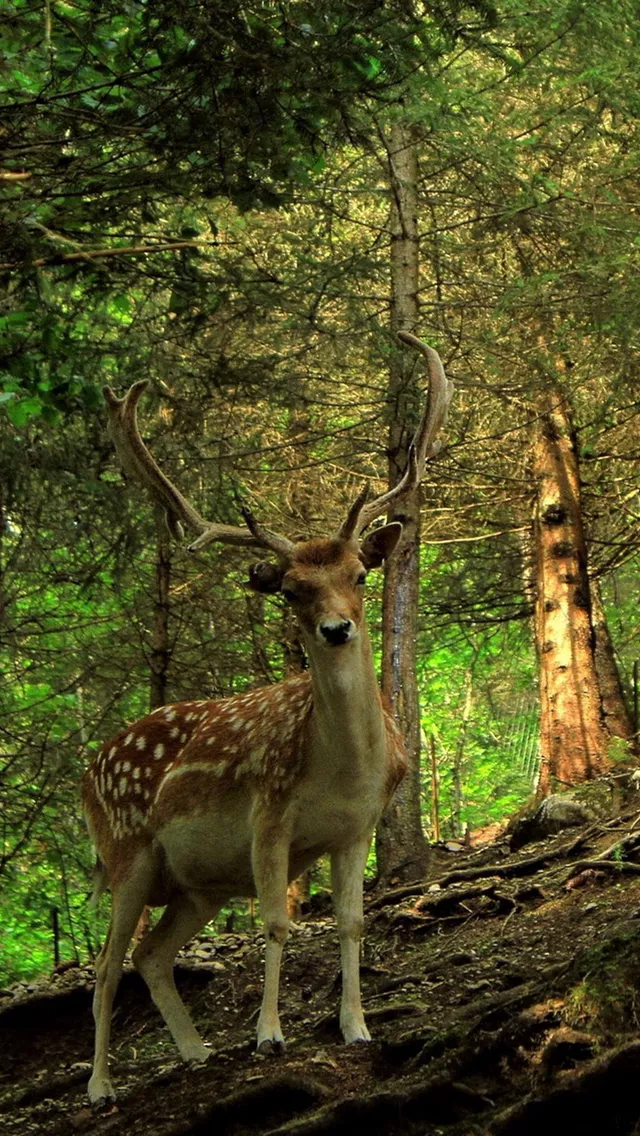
[
  {"left": 180, "top": 1040, "right": 211, "bottom": 1066},
  {"left": 257, "top": 1038, "right": 286, "bottom": 1057},
  {"left": 88, "top": 1076, "right": 116, "bottom": 1108},
  {"left": 342, "top": 1021, "right": 372, "bottom": 1044}
]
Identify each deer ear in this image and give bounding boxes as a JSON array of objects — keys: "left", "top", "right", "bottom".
[
  {"left": 359, "top": 522, "right": 403, "bottom": 569},
  {"left": 248, "top": 561, "right": 284, "bottom": 594}
]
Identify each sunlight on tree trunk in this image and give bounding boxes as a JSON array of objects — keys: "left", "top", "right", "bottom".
[{"left": 532, "top": 387, "right": 608, "bottom": 792}]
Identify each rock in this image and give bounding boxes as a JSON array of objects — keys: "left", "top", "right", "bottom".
[
  {"left": 508, "top": 795, "right": 594, "bottom": 852},
  {"left": 450, "top": 951, "right": 476, "bottom": 966},
  {"left": 540, "top": 1027, "right": 595, "bottom": 1075}
]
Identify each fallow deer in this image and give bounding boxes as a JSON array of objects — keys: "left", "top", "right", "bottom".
[{"left": 82, "top": 331, "right": 453, "bottom": 1105}]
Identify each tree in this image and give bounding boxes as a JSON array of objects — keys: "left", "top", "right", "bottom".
[
  {"left": 531, "top": 383, "right": 608, "bottom": 791},
  {"left": 376, "top": 121, "right": 429, "bottom": 883},
  {"left": 590, "top": 578, "right": 635, "bottom": 748}
]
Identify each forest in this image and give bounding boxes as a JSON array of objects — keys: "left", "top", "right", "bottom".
[{"left": 2, "top": 2, "right": 640, "bottom": 1133}]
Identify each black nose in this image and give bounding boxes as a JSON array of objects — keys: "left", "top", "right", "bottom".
[{"left": 320, "top": 621, "right": 352, "bottom": 646}]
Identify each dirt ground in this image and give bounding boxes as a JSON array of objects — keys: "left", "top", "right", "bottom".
[{"left": 4, "top": 796, "right": 640, "bottom": 1135}]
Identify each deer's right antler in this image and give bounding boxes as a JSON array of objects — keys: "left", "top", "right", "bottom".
[{"left": 104, "top": 383, "right": 295, "bottom": 556}]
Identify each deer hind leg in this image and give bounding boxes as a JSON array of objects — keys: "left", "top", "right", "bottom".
[
  {"left": 132, "top": 890, "right": 222, "bottom": 1064},
  {"left": 88, "top": 865, "right": 152, "bottom": 1106},
  {"left": 331, "top": 839, "right": 372, "bottom": 1043}
]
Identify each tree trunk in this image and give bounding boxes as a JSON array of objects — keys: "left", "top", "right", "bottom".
[
  {"left": 149, "top": 508, "right": 172, "bottom": 712},
  {"left": 376, "top": 120, "right": 429, "bottom": 884},
  {"left": 532, "top": 388, "right": 608, "bottom": 792},
  {"left": 428, "top": 732, "right": 441, "bottom": 843},
  {"left": 451, "top": 665, "right": 474, "bottom": 837},
  {"left": 281, "top": 413, "right": 313, "bottom": 911},
  {"left": 245, "top": 589, "right": 273, "bottom": 684},
  {"left": 286, "top": 872, "right": 310, "bottom": 921},
  {"left": 0, "top": 479, "right": 5, "bottom": 631},
  {"left": 590, "top": 576, "right": 635, "bottom": 747}
]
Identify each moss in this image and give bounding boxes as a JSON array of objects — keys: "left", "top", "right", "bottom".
[{"left": 565, "top": 930, "right": 640, "bottom": 1036}]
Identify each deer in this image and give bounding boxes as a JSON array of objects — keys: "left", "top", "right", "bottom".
[{"left": 82, "top": 331, "right": 453, "bottom": 1106}]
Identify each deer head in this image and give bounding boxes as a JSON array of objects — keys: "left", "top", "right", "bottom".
[{"left": 103, "top": 331, "right": 453, "bottom": 650}]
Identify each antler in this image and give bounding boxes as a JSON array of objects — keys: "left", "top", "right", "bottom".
[
  {"left": 338, "top": 332, "right": 454, "bottom": 540},
  {"left": 104, "top": 382, "right": 295, "bottom": 556}
]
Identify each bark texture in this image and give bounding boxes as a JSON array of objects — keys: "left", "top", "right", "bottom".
[
  {"left": 376, "top": 120, "right": 429, "bottom": 883},
  {"left": 532, "top": 388, "right": 608, "bottom": 792},
  {"left": 590, "top": 576, "right": 635, "bottom": 747}
]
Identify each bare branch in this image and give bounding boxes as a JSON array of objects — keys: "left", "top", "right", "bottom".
[{"left": 0, "top": 241, "right": 214, "bottom": 272}]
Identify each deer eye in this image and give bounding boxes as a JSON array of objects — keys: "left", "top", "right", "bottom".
[
  {"left": 281, "top": 587, "right": 297, "bottom": 603},
  {"left": 356, "top": 571, "right": 367, "bottom": 587}
]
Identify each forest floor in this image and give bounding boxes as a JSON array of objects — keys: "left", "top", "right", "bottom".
[{"left": 5, "top": 792, "right": 640, "bottom": 1135}]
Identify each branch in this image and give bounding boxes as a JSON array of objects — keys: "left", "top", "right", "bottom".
[
  {"left": 422, "top": 525, "right": 529, "bottom": 545},
  {"left": 0, "top": 171, "right": 32, "bottom": 181},
  {"left": 0, "top": 240, "right": 215, "bottom": 271}
]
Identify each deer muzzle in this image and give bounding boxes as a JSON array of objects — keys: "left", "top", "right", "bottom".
[{"left": 317, "top": 619, "right": 356, "bottom": 647}]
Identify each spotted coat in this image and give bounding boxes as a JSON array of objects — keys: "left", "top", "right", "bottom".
[{"left": 82, "top": 674, "right": 407, "bottom": 845}]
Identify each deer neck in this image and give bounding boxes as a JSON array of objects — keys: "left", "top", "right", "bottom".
[{"left": 304, "top": 624, "right": 386, "bottom": 769}]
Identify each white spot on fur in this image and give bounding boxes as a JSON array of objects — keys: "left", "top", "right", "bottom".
[
  {"left": 154, "top": 743, "right": 165, "bottom": 760},
  {"left": 136, "top": 736, "right": 146, "bottom": 751},
  {"left": 109, "top": 746, "right": 117, "bottom": 760},
  {"left": 125, "top": 733, "right": 134, "bottom": 746},
  {"left": 170, "top": 726, "right": 179, "bottom": 739}
]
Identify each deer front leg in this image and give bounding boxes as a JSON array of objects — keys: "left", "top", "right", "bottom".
[
  {"left": 331, "top": 839, "right": 372, "bottom": 1043},
  {"left": 252, "top": 819, "right": 291, "bottom": 1054}
]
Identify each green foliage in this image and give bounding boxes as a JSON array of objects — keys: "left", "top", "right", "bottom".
[{"left": 418, "top": 546, "right": 538, "bottom": 838}]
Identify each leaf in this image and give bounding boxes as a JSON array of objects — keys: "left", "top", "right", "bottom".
[
  {"left": 6, "top": 397, "right": 43, "bottom": 426},
  {"left": 111, "top": 295, "right": 131, "bottom": 315}
]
